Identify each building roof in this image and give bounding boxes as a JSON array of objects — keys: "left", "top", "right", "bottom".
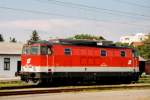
[
  {"left": 130, "top": 42, "right": 144, "bottom": 47},
  {"left": 120, "top": 33, "right": 148, "bottom": 44},
  {"left": 0, "top": 42, "right": 23, "bottom": 55}
]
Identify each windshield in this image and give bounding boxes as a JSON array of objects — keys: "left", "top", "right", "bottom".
[
  {"left": 22, "top": 45, "right": 51, "bottom": 55},
  {"left": 31, "top": 46, "right": 39, "bottom": 54},
  {"left": 22, "top": 46, "right": 39, "bottom": 55}
]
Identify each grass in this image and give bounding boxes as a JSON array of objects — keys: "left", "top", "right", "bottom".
[
  {"left": 138, "top": 75, "right": 150, "bottom": 83},
  {"left": 0, "top": 80, "right": 29, "bottom": 88}
]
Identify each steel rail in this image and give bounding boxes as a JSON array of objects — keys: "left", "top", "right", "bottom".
[{"left": 0, "top": 84, "right": 150, "bottom": 96}]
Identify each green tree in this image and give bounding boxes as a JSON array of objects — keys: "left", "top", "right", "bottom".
[
  {"left": 10, "top": 37, "right": 17, "bottom": 43},
  {"left": 30, "top": 30, "right": 40, "bottom": 41},
  {"left": 0, "top": 34, "right": 4, "bottom": 42},
  {"left": 115, "top": 42, "right": 130, "bottom": 47},
  {"left": 70, "top": 34, "right": 105, "bottom": 40},
  {"left": 136, "top": 33, "right": 150, "bottom": 60},
  {"left": 144, "top": 33, "right": 150, "bottom": 43}
]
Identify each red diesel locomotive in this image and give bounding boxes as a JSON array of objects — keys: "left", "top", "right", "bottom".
[{"left": 20, "top": 39, "right": 139, "bottom": 84}]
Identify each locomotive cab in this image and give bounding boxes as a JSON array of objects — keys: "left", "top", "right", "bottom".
[{"left": 20, "top": 41, "right": 52, "bottom": 83}]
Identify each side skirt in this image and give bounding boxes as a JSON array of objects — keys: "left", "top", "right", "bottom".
[{"left": 20, "top": 72, "right": 139, "bottom": 83}]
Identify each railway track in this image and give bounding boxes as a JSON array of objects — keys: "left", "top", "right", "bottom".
[{"left": 0, "top": 84, "right": 150, "bottom": 96}]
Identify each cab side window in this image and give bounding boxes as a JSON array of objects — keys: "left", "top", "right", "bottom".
[
  {"left": 41, "top": 46, "right": 48, "bottom": 55},
  {"left": 100, "top": 50, "right": 107, "bottom": 56},
  {"left": 64, "top": 48, "right": 71, "bottom": 55},
  {"left": 120, "top": 51, "right": 126, "bottom": 57}
]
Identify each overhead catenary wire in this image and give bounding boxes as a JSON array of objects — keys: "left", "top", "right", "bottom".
[
  {"left": 34, "top": 0, "right": 150, "bottom": 27},
  {"left": 41, "top": 0, "right": 150, "bottom": 20},
  {"left": 34, "top": 0, "right": 150, "bottom": 22},
  {"left": 0, "top": 6, "right": 150, "bottom": 28},
  {"left": 113, "top": 0, "right": 150, "bottom": 9}
]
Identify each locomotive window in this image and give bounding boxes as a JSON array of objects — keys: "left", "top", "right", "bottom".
[
  {"left": 26, "top": 48, "right": 30, "bottom": 54},
  {"left": 31, "top": 46, "right": 39, "bottom": 55},
  {"left": 120, "top": 51, "right": 126, "bottom": 57},
  {"left": 22, "top": 47, "right": 27, "bottom": 54},
  {"left": 100, "top": 50, "right": 107, "bottom": 56},
  {"left": 41, "top": 46, "right": 48, "bottom": 55},
  {"left": 64, "top": 48, "right": 71, "bottom": 55},
  {"left": 22, "top": 46, "right": 30, "bottom": 54},
  {"left": 22, "top": 47, "right": 26, "bottom": 54}
]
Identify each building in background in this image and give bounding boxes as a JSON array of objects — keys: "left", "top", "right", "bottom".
[
  {"left": 120, "top": 33, "right": 148, "bottom": 46},
  {"left": 145, "top": 60, "right": 150, "bottom": 75},
  {"left": 130, "top": 42, "right": 144, "bottom": 47},
  {"left": 0, "top": 42, "right": 23, "bottom": 78}
]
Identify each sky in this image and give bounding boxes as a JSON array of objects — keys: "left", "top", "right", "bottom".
[{"left": 0, "top": 0, "right": 150, "bottom": 42}]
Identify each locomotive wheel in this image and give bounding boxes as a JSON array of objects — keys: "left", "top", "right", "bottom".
[{"left": 32, "top": 79, "right": 42, "bottom": 85}]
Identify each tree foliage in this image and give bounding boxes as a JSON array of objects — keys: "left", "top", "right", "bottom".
[
  {"left": 136, "top": 33, "right": 150, "bottom": 60},
  {"left": 30, "top": 30, "right": 40, "bottom": 41},
  {"left": 144, "top": 33, "right": 150, "bottom": 43},
  {"left": 10, "top": 37, "right": 17, "bottom": 43},
  {"left": 115, "top": 42, "right": 130, "bottom": 47},
  {"left": 70, "top": 34, "right": 105, "bottom": 40},
  {"left": 0, "top": 34, "right": 4, "bottom": 42}
]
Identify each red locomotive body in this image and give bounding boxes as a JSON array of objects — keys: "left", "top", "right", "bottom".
[{"left": 20, "top": 39, "right": 139, "bottom": 84}]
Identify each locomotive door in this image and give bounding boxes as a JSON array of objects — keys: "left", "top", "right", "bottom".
[
  {"left": 132, "top": 50, "right": 139, "bottom": 70},
  {"left": 132, "top": 50, "right": 139, "bottom": 71},
  {"left": 40, "top": 46, "right": 50, "bottom": 71},
  {"left": 120, "top": 50, "right": 126, "bottom": 67},
  {"left": 81, "top": 58, "right": 87, "bottom": 66},
  {"left": 80, "top": 49, "right": 87, "bottom": 67}
]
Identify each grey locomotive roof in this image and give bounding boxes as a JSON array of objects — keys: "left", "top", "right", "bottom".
[
  {"left": 49, "top": 39, "right": 113, "bottom": 46},
  {"left": 49, "top": 39, "right": 131, "bottom": 49},
  {"left": 30, "top": 39, "right": 132, "bottom": 49},
  {"left": 0, "top": 42, "right": 23, "bottom": 55}
]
